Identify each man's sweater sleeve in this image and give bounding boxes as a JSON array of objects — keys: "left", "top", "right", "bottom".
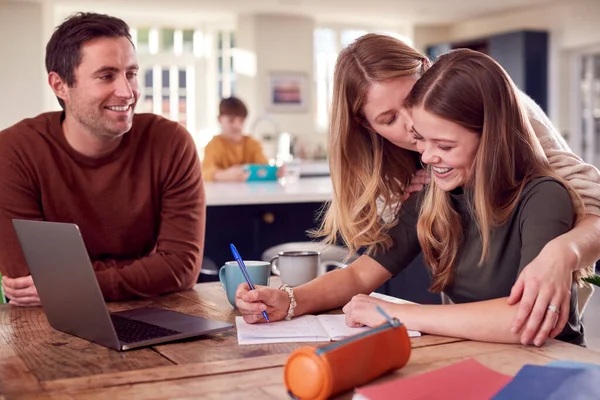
[
  {"left": 93, "top": 125, "right": 205, "bottom": 300},
  {"left": 0, "top": 127, "right": 43, "bottom": 278}
]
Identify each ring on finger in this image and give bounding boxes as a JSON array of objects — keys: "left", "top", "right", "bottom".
[{"left": 547, "top": 305, "right": 559, "bottom": 315}]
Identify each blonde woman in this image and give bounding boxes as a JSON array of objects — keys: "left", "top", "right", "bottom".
[{"left": 236, "top": 35, "right": 600, "bottom": 346}]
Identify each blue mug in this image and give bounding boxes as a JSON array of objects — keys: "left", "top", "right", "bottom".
[{"left": 219, "top": 261, "right": 271, "bottom": 307}]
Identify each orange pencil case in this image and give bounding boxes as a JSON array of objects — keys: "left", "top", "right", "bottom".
[{"left": 283, "top": 314, "right": 411, "bottom": 400}]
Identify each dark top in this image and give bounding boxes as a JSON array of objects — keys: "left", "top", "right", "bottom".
[
  {"left": 373, "top": 177, "right": 584, "bottom": 345},
  {"left": 0, "top": 112, "right": 205, "bottom": 301}
]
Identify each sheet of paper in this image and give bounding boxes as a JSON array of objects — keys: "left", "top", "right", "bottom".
[
  {"left": 317, "top": 314, "right": 421, "bottom": 340},
  {"left": 235, "top": 315, "right": 330, "bottom": 345},
  {"left": 316, "top": 314, "right": 370, "bottom": 340},
  {"left": 369, "top": 292, "right": 417, "bottom": 305}
]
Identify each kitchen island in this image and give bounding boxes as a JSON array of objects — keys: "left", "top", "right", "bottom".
[
  {"left": 205, "top": 177, "right": 333, "bottom": 206},
  {"left": 202, "top": 178, "right": 332, "bottom": 278}
]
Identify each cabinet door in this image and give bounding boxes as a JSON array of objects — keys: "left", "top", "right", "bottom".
[
  {"left": 254, "top": 202, "right": 325, "bottom": 258},
  {"left": 204, "top": 205, "right": 257, "bottom": 269},
  {"left": 384, "top": 254, "right": 442, "bottom": 305},
  {"left": 204, "top": 202, "right": 325, "bottom": 272},
  {"left": 489, "top": 31, "right": 548, "bottom": 112},
  {"left": 426, "top": 43, "right": 452, "bottom": 60}
]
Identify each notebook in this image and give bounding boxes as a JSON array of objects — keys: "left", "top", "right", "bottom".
[
  {"left": 353, "top": 358, "right": 512, "bottom": 400},
  {"left": 235, "top": 314, "right": 420, "bottom": 345}
]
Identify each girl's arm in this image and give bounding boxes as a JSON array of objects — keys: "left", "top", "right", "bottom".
[{"left": 343, "top": 295, "right": 521, "bottom": 344}]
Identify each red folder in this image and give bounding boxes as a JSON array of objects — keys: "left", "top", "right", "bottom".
[{"left": 354, "top": 358, "right": 511, "bottom": 400}]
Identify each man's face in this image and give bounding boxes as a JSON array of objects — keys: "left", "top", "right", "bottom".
[{"left": 61, "top": 36, "right": 140, "bottom": 139}]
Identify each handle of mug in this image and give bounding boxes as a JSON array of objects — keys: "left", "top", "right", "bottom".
[
  {"left": 270, "top": 256, "right": 280, "bottom": 276},
  {"left": 218, "top": 266, "right": 226, "bottom": 289}
]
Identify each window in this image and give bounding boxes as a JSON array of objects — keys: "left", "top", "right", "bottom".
[
  {"left": 572, "top": 50, "right": 600, "bottom": 167},
  {"left": 217, "top": 30, "right": 236, "bottom": 99},
  {"left": 131, "top": 27, "right": 236, "bottom": 148},
  {"left": 313, "top": 28, "right": 413, "bottom": 133}
]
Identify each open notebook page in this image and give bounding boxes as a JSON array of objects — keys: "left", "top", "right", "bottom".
[
  {"left": 369, "top": 292, "right": 417, "bottom": 305},
  {"left": 236, "top": 314, "right": 420, "bottom": 345},
  {"left": 236, "top": 315, "right": 330, "bottom": 345},
  {"left": 317, "top": 314, "right": 421, "bottom": 341}
]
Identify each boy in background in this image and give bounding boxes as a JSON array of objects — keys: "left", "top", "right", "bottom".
[{"left": 202, "top": 97, "right": 269, "bottom": 182}]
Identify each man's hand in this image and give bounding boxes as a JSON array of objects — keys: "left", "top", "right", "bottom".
[
  {"left": 2, "top": 275, "right": 42, "bottom": 306},
  {"left": 508, "top": 241, "right": 574, "bottom": 346}
]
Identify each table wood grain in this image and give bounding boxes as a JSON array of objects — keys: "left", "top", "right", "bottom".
[{"left": 1, "top": 280, "right": 598, "bottom": 400}]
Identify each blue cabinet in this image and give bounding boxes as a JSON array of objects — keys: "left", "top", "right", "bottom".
[
  {"left": 203, "top": 201, "right": 325, "bottom": 272},
  {"left": 203, "top": 201, "right": 440, "bottom": 304},
  {"left": 427, "top": 30, "right": 549, "bottom": 112}
]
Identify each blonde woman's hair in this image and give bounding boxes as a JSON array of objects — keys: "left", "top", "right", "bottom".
[
  {"left": 406, "top": 49, "right": 585, "bottom": 292},
  {"left": 314, "top": 33, "right": 430, "bottom": 255}
]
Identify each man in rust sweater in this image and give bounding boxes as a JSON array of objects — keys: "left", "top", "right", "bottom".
[{"left": 0, "top": 13, "right": 204, "bottom": 305}]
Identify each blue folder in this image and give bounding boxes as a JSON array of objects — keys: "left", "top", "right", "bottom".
[
  {"left": 492, "top": 364, "right": 600, "bottom": 400},
  {"left": 547, "top": 360, "right": 600, "bottom": 370}
]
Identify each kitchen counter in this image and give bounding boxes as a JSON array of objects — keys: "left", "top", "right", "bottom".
[{"left": 205, "top": 177, "right": 333, "bottom": 206}]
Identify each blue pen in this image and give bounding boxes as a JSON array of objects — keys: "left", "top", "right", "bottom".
[{"left": 230, "top": 243, "right": 270, "bottom": 322}]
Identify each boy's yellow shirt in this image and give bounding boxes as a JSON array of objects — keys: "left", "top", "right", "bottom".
[{"left": 202, "top": 134, "right": 268, "bottom": 181}]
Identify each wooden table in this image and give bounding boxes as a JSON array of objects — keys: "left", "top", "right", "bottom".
[{"left": 1, "top": 281, "right": 599, "bottom": 400}]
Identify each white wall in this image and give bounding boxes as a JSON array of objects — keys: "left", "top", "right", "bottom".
[
  {"left": 446, "top": 1, "right": 600, "bottom": 49},
  {"left": 236, "top": 14, "right": 316, "bottom": 157},
  {"left": 0, "top": 1, "right": 49, "bottom": 130}
]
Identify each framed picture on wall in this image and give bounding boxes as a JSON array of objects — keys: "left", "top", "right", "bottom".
[{"left": 267, "top": 71, "right": 308, "bottom": 112}]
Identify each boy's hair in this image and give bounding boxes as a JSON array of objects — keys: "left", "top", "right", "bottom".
[
  {"left": 219, "top": 97, "right": 248, "bottom": 118},
  {"left": 45, "top": 12, "right": 132, "bottom": 109}
]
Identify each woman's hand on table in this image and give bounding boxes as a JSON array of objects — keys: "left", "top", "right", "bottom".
[
  {"left": 235, "top": 283, "right": 289, "bottom": 323},
  {"left": 342, "top": 294, "right": 393, "bottom": 328}
]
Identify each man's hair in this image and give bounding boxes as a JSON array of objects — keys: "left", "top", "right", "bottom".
[
  {"left": 219, "top": 97, "right": 248, "bottom": 118},
  {"left": 45, "top": 12, "right": 132, "bottom": 109}
]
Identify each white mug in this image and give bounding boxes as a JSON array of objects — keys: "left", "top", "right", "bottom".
[{"left": 270, "top": 251, "right": 320, "bottom": 287}]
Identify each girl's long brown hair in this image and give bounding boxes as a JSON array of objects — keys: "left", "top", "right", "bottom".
[
  {"left": 406, "top": 49, "right": 584, "bottom": 292},
  {"left": 315, "top": 34, "right": 430, "bottom": 255}
]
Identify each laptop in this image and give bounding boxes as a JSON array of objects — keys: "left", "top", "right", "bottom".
[{"left": 12, "top": 219, "right": 233, "bottom": 351}]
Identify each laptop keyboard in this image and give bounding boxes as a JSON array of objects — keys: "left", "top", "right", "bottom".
[{"left": 110, "top": 314, "right": 182, "bottom": 344}]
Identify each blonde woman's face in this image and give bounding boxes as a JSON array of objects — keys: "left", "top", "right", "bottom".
[
  {"left": 412, "top": 106, "right": 480, "bottom": 191},
  {"left": 362, "top": 76, "right": 418, "bottom": 151}
]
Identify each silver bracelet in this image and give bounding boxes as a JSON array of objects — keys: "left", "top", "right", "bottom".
[{"left": 278, "top": 284, "right": 296, "bottom": 321}]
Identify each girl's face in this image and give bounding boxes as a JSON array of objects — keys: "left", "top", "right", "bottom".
[
  {"left": 411, "top": 106, "right": 481, "bottom": 191},
  {"left": 361, "top": 76, "right": 418, "bottom": 151}
]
